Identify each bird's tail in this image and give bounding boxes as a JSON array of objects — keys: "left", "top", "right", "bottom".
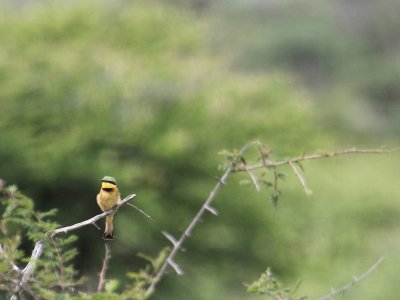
[{"left": 103, "top": 214, "right": 115, "bottom": 240}]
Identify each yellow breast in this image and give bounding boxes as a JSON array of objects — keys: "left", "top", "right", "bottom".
[{"left": 98, "top": 189, "right": 120, "bottom": 210}]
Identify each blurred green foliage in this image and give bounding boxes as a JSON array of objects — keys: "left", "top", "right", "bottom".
[
  {"left": 0, "top": 0, "right": 399, "bottom": 299},
  {"left": 0, "top": 185, "right": 79, "bottom": 299}
]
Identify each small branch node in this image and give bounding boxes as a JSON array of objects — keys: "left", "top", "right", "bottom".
[{"left": 214, "top": 176, "right": 226, "bottom": 185}]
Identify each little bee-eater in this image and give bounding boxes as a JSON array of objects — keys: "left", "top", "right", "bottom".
[{"left": 97, "top": 176, "right": 121, "bottom": 240}]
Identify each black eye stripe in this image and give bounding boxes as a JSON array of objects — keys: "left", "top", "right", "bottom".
[{"left": 101, "top": 180, "right": 116, "bottom": 185}]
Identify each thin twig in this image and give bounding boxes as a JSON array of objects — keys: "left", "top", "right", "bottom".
[
  {"left": 126, "top": 202, "right": 152, "bottom": 220},
  {"left": 241, "top": 147, "right": 400, "bottom": 172},
  {"left": 288, "top": 161, "right": 312, "bottom": 196},
  {"left": 97, "top": 243, "right": 111, "bottom": 292},
  {"left": 318, "top": 256, "right": 385, "bottom": 300},
  {"left": 244, "top": 165, "right": 261, "bottom": 192},
  {"left": 10, "top": 194, "right": 136, "bottom": 300},
  {"left": 48, "top": 237, "right": 65, "bottom": 292}
]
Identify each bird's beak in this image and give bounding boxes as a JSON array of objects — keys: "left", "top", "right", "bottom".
[{"left": 101, "top": 182, "right": 116, "bottom": 189}]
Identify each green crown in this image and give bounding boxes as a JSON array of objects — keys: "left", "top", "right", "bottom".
[{"left": 100, "top": 176, "right": 116, "bottom": 185}]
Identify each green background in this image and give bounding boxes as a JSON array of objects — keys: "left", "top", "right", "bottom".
[{"left": 0, "top": 0, "right": 399, "bottom": 299}]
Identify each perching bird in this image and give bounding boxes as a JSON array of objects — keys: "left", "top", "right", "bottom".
[{"left": 96, "top": 176, "right": 121, "bottom": 240}]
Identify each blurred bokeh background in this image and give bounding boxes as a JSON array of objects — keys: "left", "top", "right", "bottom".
[{"left": 1, "top": 0, "right": 400, "bottom": 299}]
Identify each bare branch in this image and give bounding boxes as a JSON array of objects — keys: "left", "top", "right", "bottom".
[
  {"left": 10, "top": 194, "right": 136, "bottom": 300},
  {"left": 10, "top": 240, "right": 44, "bottom": 300},
  {"left": 97, "top": 243, "right": 111, "bottom": 292},
  {"left": 242, "top": 147, "right": 400, "bottom": 172},
  {"left": 318, "top": 256, "right": 385, "bottom": 300},
  {"left": 288, "top": 161, "right": 312, "bottom": 196},
  {"left": 49, "top": 194, "right": 136, "bottom": 238},
  {"left": 145, "top": 143, "right": 251, "bottom": 297}
]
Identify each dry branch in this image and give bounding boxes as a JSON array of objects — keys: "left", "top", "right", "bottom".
[
  {"left": 49, "top": 194, "right": 136, "bottom": 237},
  {"left": 97, "top": 243, "right": 112, "bottom": 292},
  {"left": 242, "top": 147, "right": 400, "bottom": 172},
  {"left": 145, "top": 143, "right": 252, "bottom": 297}
]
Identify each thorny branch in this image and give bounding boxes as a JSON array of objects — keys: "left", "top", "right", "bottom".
[
  {"left": 318, "top": 256, "right": 385, "bottom": 300},
  {"left": 145, "top": 143, "right": 253, "bottom": 297},
  {"left": 240, "top": 147, "right": 400, "bottom": 172},
  {"left": 146, "top": 145, "right": 399, "bottom": 297},
  {"left": 9, "top": 194, "right": 136, "bottom": 300}
]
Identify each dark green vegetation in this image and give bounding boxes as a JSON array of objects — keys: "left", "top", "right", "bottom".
[{"left": 0, "top": 0, "right": 399, "bottom": 299}]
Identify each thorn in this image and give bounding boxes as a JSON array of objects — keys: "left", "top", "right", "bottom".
[
  {"left": 162, "top": 231, "right": 178, "bottom": 247},
  {"left": 205, "top": 205, "right": 218, "bottom": 216},
  {"left": 214, "top": 176, "right": 226, "bottom": 185},
  {"left": 168, "top": 258, "right": 183, "bottom": 276},
  {"left": 92, "top": 222, "right": 101, "bottom": 230}
]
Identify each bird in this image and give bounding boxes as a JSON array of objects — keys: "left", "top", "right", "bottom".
[{"left": 96, "top": 176, "right": 121, "bottom": 240}]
